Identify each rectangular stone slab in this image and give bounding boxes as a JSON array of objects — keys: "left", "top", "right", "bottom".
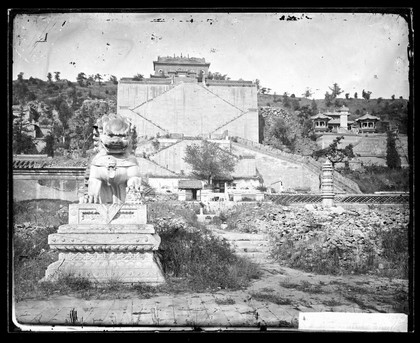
[
  {"left": 48, "top": 233, "right": 161, "bottom": 251},
  {"left": 68, "top": 204, "right": 147, "bottom": 225},
  {"left": 42, "top": 252, "right": 165, "bottom": 285},
  {"left": 57, "top": 224, "right": 155, "bottom": 234}
]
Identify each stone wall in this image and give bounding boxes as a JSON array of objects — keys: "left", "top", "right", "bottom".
[
  {"left": 117, "top": 81, "right": 259, "bottom": 142},
  {"left": 230, "top": 138, "right": 362, "bottom": 194},
  {"left": 13, "top": 169, "right": 85, "bottom": 202},
  {"left": 231, "top": 143, "right": 319, "bottom": 193},
  {"left": 316, "top": 133, "right": 409, "bottom": 167}
]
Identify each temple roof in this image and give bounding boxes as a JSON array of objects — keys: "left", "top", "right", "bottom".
[
  {"left": 327, "top": 118, "right": 341, "bottom": 125},
  {"left": 154, "top": 56, "right": 210, "bottom": 65},
  {"left": 337, "top": 105, "right": 350, "bottom": 112},
  {"left": 310, "top": 113, "right": 332, "bottom": 120},
  {"left": 355, "top": 113, "right": 381, "bottom": 121}
]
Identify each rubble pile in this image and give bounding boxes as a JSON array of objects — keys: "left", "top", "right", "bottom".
[{"left": 221, "top": 203, "right": 409, "bottom": 276}]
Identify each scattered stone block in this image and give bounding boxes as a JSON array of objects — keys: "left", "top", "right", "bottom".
[{"left": 304, "top": 204, "right": 316, "bottom": 212}]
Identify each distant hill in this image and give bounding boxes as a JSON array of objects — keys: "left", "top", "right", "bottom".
[{"left": 12, "top": 77, "right": 118, "bottom": 110}]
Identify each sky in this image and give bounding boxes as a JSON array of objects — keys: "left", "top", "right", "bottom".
[{"left": 11, "top": 11, "right": 411, "bottom": 99}]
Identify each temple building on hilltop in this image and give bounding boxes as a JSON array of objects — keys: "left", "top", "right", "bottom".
[
  {"left": 355, "top": 112, "right": 381, "bottom": 133},
  {"left": 311, "top": 105, "right": 382, "bottom": 134},
  {"left": 151, "top": 55, "right": 210, "bottom": 79},
  {"left": 117, "top": 55, "right": 259, "bottom": 142},
  {"left": 311, "top": 105, "right": 354, "bottom": 133}
]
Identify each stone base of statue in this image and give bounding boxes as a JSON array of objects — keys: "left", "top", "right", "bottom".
[{"left": 41, "top": 203, "right": 165, "bottom": 285}]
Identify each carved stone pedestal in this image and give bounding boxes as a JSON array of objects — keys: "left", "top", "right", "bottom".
[{"left": 42, "top": 203, "right": 165, "bottom": 285}]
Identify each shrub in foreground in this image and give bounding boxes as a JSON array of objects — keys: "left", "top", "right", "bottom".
[{"left": 155, "top": 217, "right": 261, "bottom": 291}]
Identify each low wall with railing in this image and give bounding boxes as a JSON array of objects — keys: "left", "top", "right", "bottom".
[{"left": 266, "top": 193, "right": 410, "bottom": 205}]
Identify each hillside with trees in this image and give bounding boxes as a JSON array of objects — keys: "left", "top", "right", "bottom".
[
  {"left": 12, "top": 72, "right": 119, "bottom": 157},
  {"left": 12, "top": 75, "right": 409, "bottom": 160},
  {"left": 257, "top": 84, "right": 409, "bottom": 155}
]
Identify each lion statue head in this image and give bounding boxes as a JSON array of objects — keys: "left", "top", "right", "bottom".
[{"left": 93, "top": 114, "right": 134, "bottom": 155}]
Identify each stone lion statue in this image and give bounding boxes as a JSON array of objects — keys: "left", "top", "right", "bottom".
[{"left": 80, "top": 113, "right": 142, "bottom": 204}]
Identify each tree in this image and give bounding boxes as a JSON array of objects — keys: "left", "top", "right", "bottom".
[
  {"left": 324, "top": 91, "right": 333, "bottom": 107},
  {"left": 282, "top": 92, "right": 290, "bottom": 107},
  {"left": 328, "top": 83, "right": 343, "bottom": 99},
  {"left": 345, "top": 93, "right": 350, "bottom": 100},
  {"left": 259, "top": 87, "right": 270, "bottom": 95},
  {"left": 13, "top": 78, "right": 29, "bottom": 104},
  {"left": 260, "top": 87, "right": 271, "bottom": 95},
  {"left": 268, "top": 116, "right": 296, "bottom": 148},
  {"left": 386, "top": 131, "right": 401, "bottom": 169},
  {"left": 43, "top": 134, "right": 55, "bottom": 157},
  {"left": 183, "top": 140, "right": 237, "bottom": 185},
  {"left": 109, "top": 75, "right": 118, "bottom": 85},
  {"left": 354, "top": 92, "right": 358, "bottom": 99},
  {"left": 311, "top": 99, "right": 318, "bottom": 113},
  {"left": 132, "top": 73, "right": 144, "bottom": 81},
  {"left": 54, "top": 71, "right": 61, "bottom": 81},
  {"left": 17, "top": 72, "right": 24, "bottom": 82},
  {"left": 94, "top": 73, "right": 103, "bottom": 86},
  {"left": 362, "top": 89, "right": 372, "bottom": 100},
  {"left": 87, "top": 74, "right": 95, "bottom": 86},
  {"left": 312, "top": 136, "right": 355, "bottom": 167},
  {"left": 207, "top": 71, "right": 229, "bottom": 80},
  {"left": 12, "top": 105, "right": 38, "bottom": 154},
  {"left": 391, "top": 94, "right": 395, "bottom": 100},
  {"left": 47, "top": 72, "right": 52, "bottom": 83},
  {"left": 291, "top": 98, "right": 300, "bottom": 111},
  {"left": 77, "top": 72, "right": 87, "bottom": 87},
  {"left": 302, "top": 88, "right": 313, "bottom": 98}
]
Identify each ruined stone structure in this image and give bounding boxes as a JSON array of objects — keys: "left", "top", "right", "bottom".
[{"left": 117, "top": 56, "right": 259, "bottom": 142}]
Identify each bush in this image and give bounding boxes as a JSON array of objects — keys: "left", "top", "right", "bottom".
[
  {"left": 256, "top": 185, "right": 267, "bottom": 192},
  {"left": 14, "top": 199, "right": 73, "bottom": 227},
  {"left": 337, "top": 165, "right": 410, "bottom": 193},
  {"left": 13, "top": 223, "right": 57, "bottom": 260},
  {"left": 386, "top": 131, "right": 401, "bottom": 169},
  {"left": 155, "top": 217, "right": 260, "bottom": 290}
]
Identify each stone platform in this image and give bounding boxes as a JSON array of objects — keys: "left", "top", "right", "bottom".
[{"left": 42, "top": 204, "right": 165, "bottom": 285}]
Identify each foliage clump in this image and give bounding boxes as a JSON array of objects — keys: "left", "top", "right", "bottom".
[
  {"left": 183, "top": 140, "right": 237, "bottom": 184},
  {"left": 154, "top": 217, "right": 261, "bottom": 291}
]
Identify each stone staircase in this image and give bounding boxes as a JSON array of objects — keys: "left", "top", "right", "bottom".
[{"left": 212, "top": 228, "right": 272, "bottom": 264}]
